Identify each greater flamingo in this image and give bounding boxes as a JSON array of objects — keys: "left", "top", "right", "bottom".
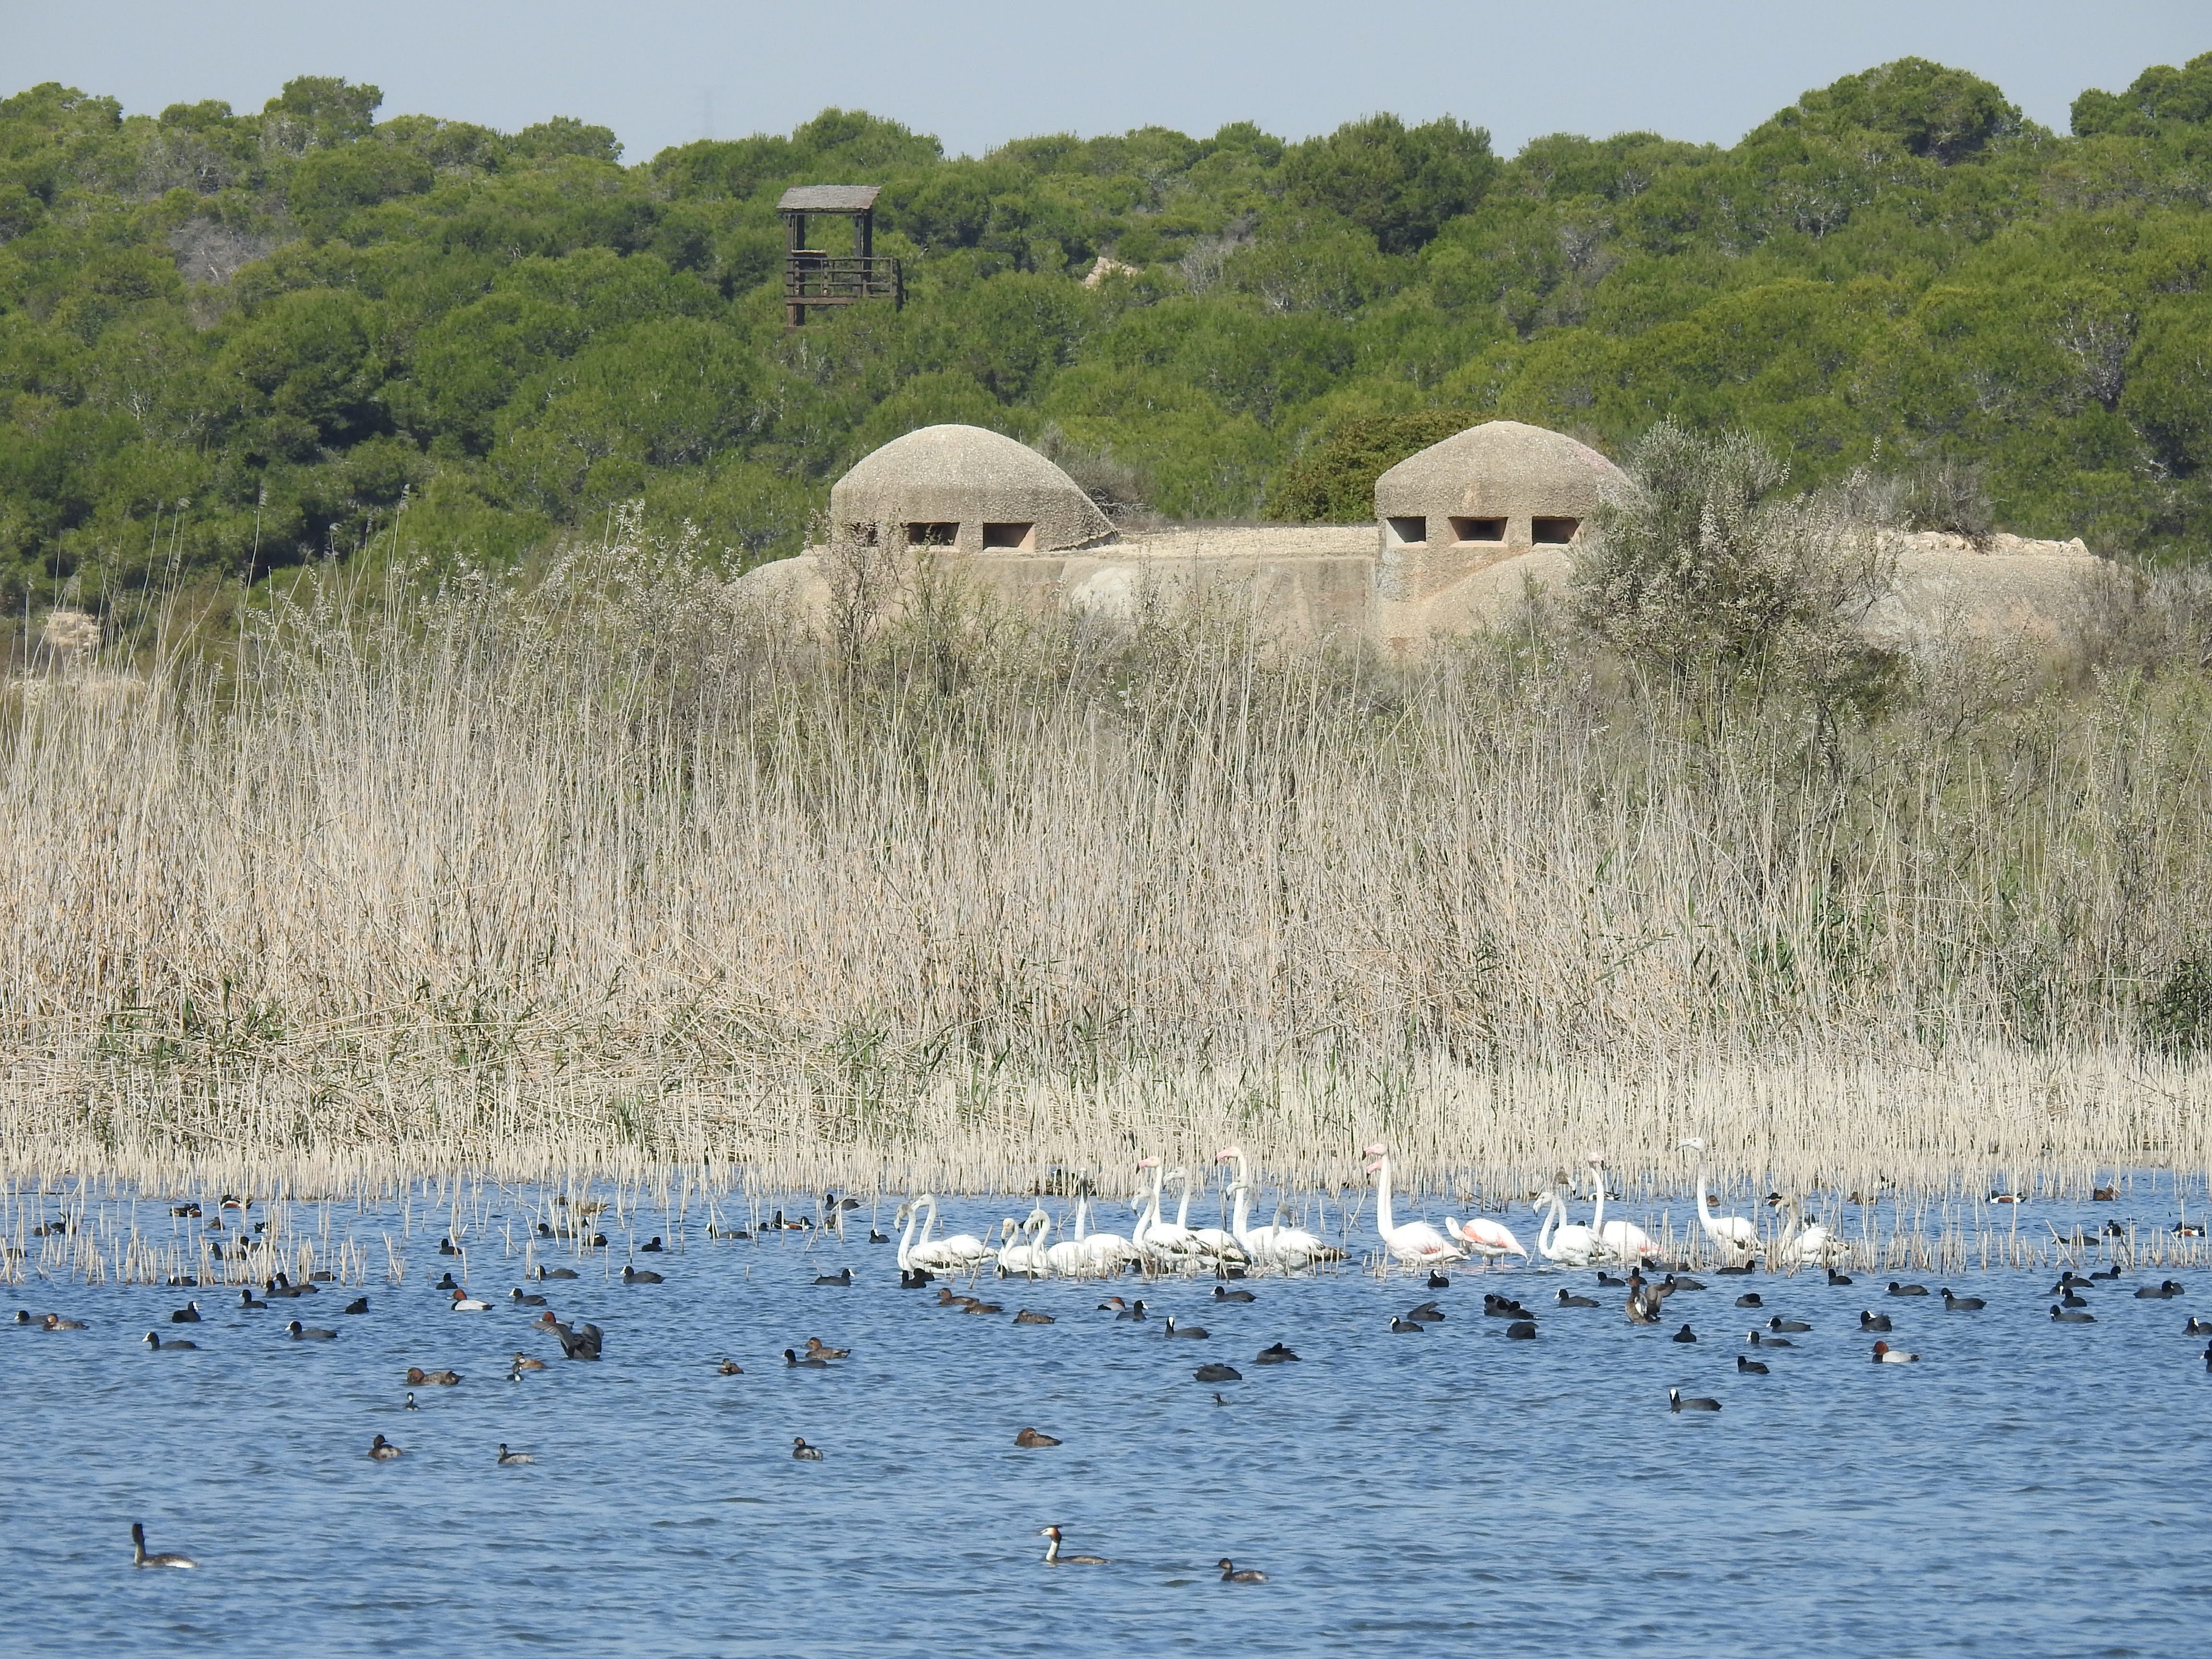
[
  {"left": 1361, "top": 1146, "right": 1464, "bottom": 1267},
  {"left": 1678, "top": 1138, "right": 1761, "bottom": 1262}
]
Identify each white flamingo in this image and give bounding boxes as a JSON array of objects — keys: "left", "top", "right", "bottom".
[
  {"left": 900, "top": 1195, "right": 993, "bottom": 1272},
  {"left": 1216, "top": 1147, "right": 1340, "bottom": 1266},
  {"left": 1533, "top": 1188, "right": 1600, "bottom": 1266},
  {"left": 1174, "top": 1168, "right": 1247, "bottom": 1264},
  {"left": 1135, "top": 1160, "right": 1200, "bottom": 1261},
  {"left": 1361, "top": 1146, "right": 1464, "bottom": 1267},
  {"left": 1678, "top": 1138, "right": 1760, "bottom": 1262},
  {"left": 1770, "top": 1195, "right": 1845, "bottom": 1267},
  {"left": 1587, "top": 1159, "right": 1661, "bottom": 1262},
  {"left": 997, "top": 1208, "right": 1052, "bottom": 1275},
  {"left": 1082, "top": 1194, "right": 1142, "bottom": 1274},
  {"left": 1044, "top": 1200, "right": 1091, "bottom": 1276},
  {"left": 1444, "top": 1211, "right": 1529, "bottom": 1261}
]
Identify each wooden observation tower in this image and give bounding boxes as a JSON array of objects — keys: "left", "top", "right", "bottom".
[{"left": 778, "top": 185, "right": 903, "bottom": 327}]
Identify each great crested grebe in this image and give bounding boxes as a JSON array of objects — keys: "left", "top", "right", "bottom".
[
  {"left": 1039, "top": 1526, "right": 1107, "bottom": 1564},
  {"left": 131, "top": 1523, "right": 195, "bottom": 1569}
]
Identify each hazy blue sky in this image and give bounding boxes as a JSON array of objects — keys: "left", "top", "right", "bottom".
[{"left": 5, "top": 1, "right": 2205, "bottom": 160}]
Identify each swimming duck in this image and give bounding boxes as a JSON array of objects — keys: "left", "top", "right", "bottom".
[
  {"left": 449, "top": 1288, "right": 491, "bottom": 1311},
  {"left": 784, "top": 1348, "right": 830, "bottom": 1369},
  {"left": 1426, "top": 1271, "right": 1450, "bottom": 1289},
  {"left": 620, "top": 1265, "right": 663, "bottom": 1286},
  {"left": 899, "top": 1268, "right": 933, "bottom": 1288},
  {"left": 2089, "top": 1263, "right": 2123, "bottom": 1279},
  {"left": 239, "top": 1288, "right": 267, "bottom": 1310},
  {"left": 404, "top": 1391, "right": 418, "bottom": 1409},
  {"left": 534, "top": 1265, "right": 579, "bottom": 1280},
  {"left": 1506, "top": 1320, "right": 1538, "bottom": 1340},
  {"left": 437, "top": 1238, "right": 459, "bottom": 1257},
  {"left": 1669, "top": 1389, "right": 1721, "bottom": 1412},
  {"left": 1213, "top": 1285, "right": 1256, "bottom": 1303},
  {"left": 1767, "top": 1315, "right": 1811, "bottom": 1333},
  {"left": 1388, "top": 1316, "right": 1427, "bottom": 1333},
  {"left": 1887, "top": 1282, "right": 1929, "bottom": 1297},
  {"left": 130, "top": 1522, "right": 195, "bottom": 1569},
  {"left": 1164, "top": 1316, "right": 1209, "bottom": 1339},
  {"left": 1405, "top": 1300, "right": 1448, "bottom": 1323},
  {"left": 511, "top": 1352, "right": 547, "bottom": 1372},
  {"left": 2060, "top": 1288, "right": 2090, "bottom": 1308},
  {"left": 1664, "top": 1275, "right": 1706, "bottom": 1292},
  {"left": 791, "top": 1437, "right": 824, "bottom": 1460},
  {"left": 803, "top": 1337, "right": 851, "bottom": 1359},
  {"left": 1039, "top": 1526, "right": 1107, "bottom": 1565},
  {"left": 810, "top": 1268, "right": 852, "bottom": 1286},
  {"left": 640, "top": 1237, "right": 664, "bottom": 1253},
  {"left": 434, "top": 1273, "right": 459, "bottom": 1291},
  {"left": 1671, "top": 1324, "right": 1697, "bottom": 1344},
  {"left": 2136, "top": 1280, "right": 2186, "bottom": 1300},
  {"left": 1860, "top": 1311, "right": 1893, "bottom": 1331},
  {"left": 1737, "top": 1355, "right": 1768, "bottom": 1374},
  {"left": 368, "top": 1435, "right": 403, "bottom": 1461},
  {"left": 1218, "top": 1558, "right": 1267, "bottom": 1583},
  {"left": 43, "top": 1313, "right": 86, "bottom": 1330},
  {"left": 1747, "top": 1329, "right": 1791, "bottom": 1347},
  {"left": 1116, "top": 1298, "right": 1148, "bottom": 1322},
  {"left": 169, "top": 1301, "right": 201, "bottom": 1324},
  {"left": 1596, "top": 1271, "right": 1627, "bottom": 1288},
  {"left": 510, "top": 1288, "right": 546, "bottom": 1307},
  {"left": 342, "top": 1297, "right": 370, "bottom": 1315},
  {"left": 496, "top": 1444, "right": 534, "bottom": 1466},
  {"left": 1254, "top": 1342, "right": 1300, "bottom": 1364},
  {"left": 2185, "top": 1317, "right": 2212, "bottom": 1336},
  {"left": 1872, "top": 1340, "right": 1920, "bottom": 1362},
  {"left": 143, "top": 1331, "right": 197, "bottom": 1350},
  {"left": 1941, "top": 1289, "right": 1986, "bottom": 1311},
  {"left": 1556, "top": 1289, "right": 1599, "bottom": 1308},
  {"left": 1014, "top": 1427, "right": 1061, "bottom": 1447},
  {"left": 2050, "top": 1303, "right": 2096, "bottom": 1324},
  {"left": 937, "top": 1286, "right": 977, "bottom": 1308},
  {"left": 11, "top": 1310, "right": 28, "bottom": 1324},
  {"left": 287, "top": 1320, "right": 337, "bottom": 1340},
  {"left": 963, "top": 1300, "right": 1005, "bottom": 1315},
  {"left": 716, "top": 1357, "right": 744, "bottom": 1374},
  {"left": 1194, "top": 1362, "right": 1242, "bottom": 1382},
  {"left": 405, "top": 1367, "right": 462, "bottom": 1386},
  {"left": 1826, "top": 1268, "right": 1854, "bottom": 1286},
  {"left": 1012, "top": 1309, "right": 1055, "bottom": 1325},
  {"left": 1735, "top": 1293, "right": 1763, "bottom": 1308}
]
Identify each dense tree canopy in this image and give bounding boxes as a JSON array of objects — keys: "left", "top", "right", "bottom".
[{"left": 2, "top": 54, "right": 2211, "bottom": 606}]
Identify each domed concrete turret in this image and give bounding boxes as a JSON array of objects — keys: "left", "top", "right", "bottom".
[
  {"left": 1373, "top": 419, "right": 1626, "bottom": 558},
  {"left": 830, "top": 424, "right": 1114, "bottom": 558}
]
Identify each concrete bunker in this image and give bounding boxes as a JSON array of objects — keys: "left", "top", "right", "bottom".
[
  {"left": 737, "top": 417, "right": 2105, "bottom": 656},
  {"left": 829, "top": 424, "right": 1113, "bottom": 560}
]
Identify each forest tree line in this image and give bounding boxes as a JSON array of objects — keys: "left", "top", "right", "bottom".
[{"left": 1, "top": 51, "right": 2210, "bottom": 608}]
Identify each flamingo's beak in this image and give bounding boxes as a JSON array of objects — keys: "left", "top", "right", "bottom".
[{"left": 1361, "top": 1143, "right": 1385, "bottom": 1156}]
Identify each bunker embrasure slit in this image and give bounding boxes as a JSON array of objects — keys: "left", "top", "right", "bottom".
[
  {"left": 1532, "top": 516, "right": 1580, "bottom": 544},
  {"left": 982, "top": 522, "right": 1035, "bottom": 551},
  {"left": 1450, "top": 517, "right": 1507, "bottom": 544},
  {"left": 1385, "top": 516, "right": 1427, "bottom": 547},
  {"left": 906, "top": 522, "right": 960, "bottom": 548}
]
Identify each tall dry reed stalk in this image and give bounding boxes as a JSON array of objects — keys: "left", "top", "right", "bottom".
[{"left": 2, "top": 520, "right": 2208, "bottom": 1198}]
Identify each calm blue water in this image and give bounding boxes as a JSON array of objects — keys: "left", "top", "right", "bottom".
[{"left": 2, "top": 1188, "right": 2206, "bottom": 1657}]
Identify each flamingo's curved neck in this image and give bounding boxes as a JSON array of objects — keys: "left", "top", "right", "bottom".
[
  {"left": 897, "top": 1202, "right": 919, "bottom": 1269},
  {"left": 1171, "top": 1171, "right": 1193, "bottom": 1230},
  {"left": 1229, "top": 1179, "right": 1250, "bottom": 1244},
  {"left": 1371, "top": 1157, "right": 1397, "bottom": 1239},
  {"left": 1070, "top": 1198, "right": 1087, "bottom": 1244},
  {"left": 1695, "top": 1156, "right": 1720, "bottom": 1235},
  {"left": 1587, "top": 1168, "right": 1607, "bottom": 1238},
  {"left": 1537, "top": 1192, "right": 1560, "bottom": 1259}
]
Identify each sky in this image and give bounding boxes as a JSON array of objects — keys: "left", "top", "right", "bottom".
[{"left": 3, "top": 1, "right": 2206, "bottom": 162}]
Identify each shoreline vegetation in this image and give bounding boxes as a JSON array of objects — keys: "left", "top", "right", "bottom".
[{"left": 5, "top": 433, "right": 2210, "bottom": 1200}]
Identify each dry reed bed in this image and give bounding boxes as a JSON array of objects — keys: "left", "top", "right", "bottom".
[{"left": 2, "top": 541, "right": 2209, "bottom": 1206}]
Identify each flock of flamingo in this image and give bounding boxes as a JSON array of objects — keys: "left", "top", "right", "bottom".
[{"left": 890, "top": 1140, "right": 1845, "bottom": 1279}]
